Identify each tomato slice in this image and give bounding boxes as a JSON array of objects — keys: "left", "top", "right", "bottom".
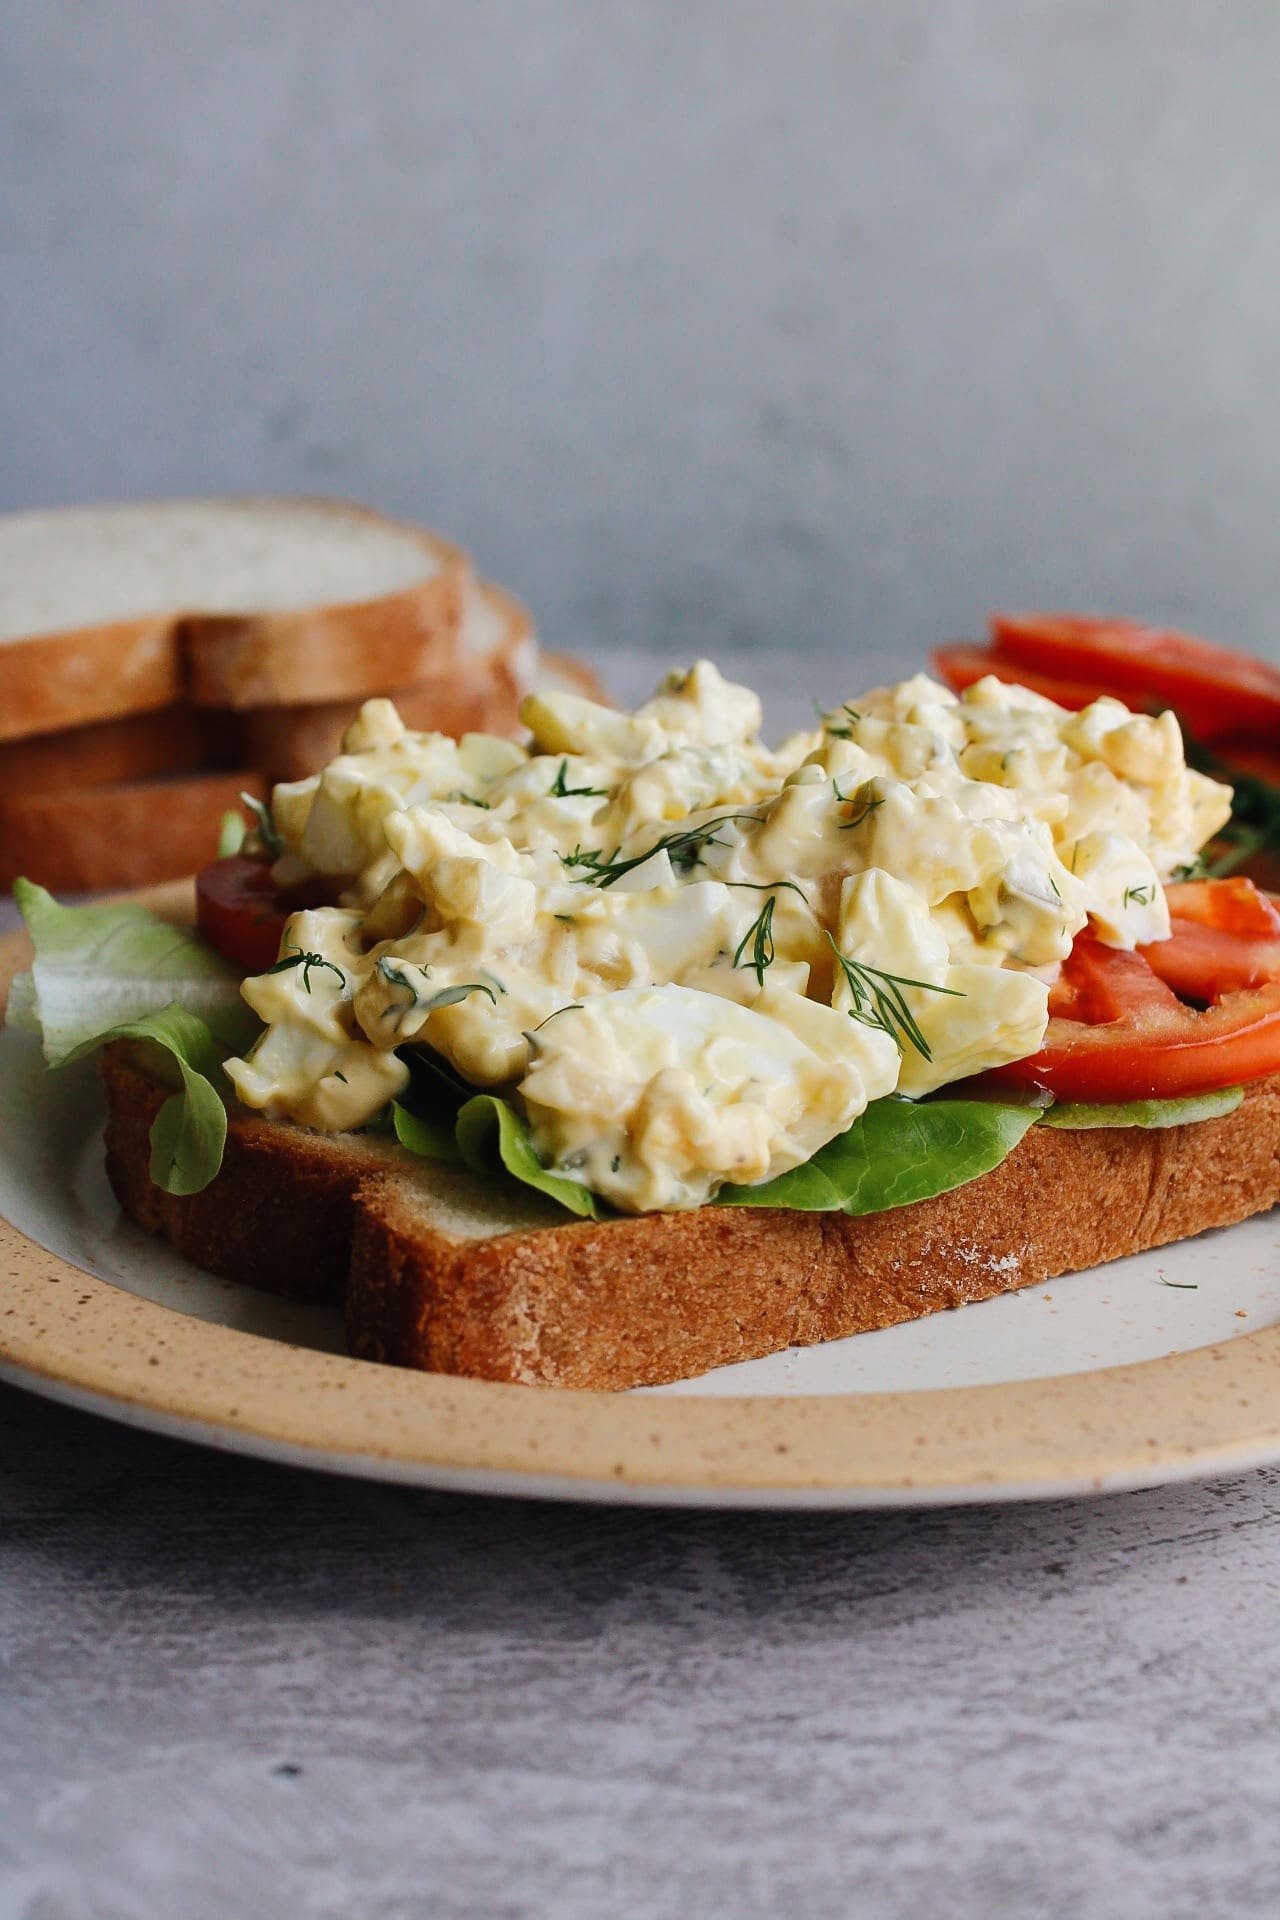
[
  {"left": 1139, "top": 880, "right": 1280, "bottom": 997},
  {"left": 984, "top": 879, "right": 1280, "bottom": 1101},
  {"left": 195, "top": 856, "right": 298, "bottom": 974},
  {"left": 931, "top": 642, "right": 1118, "bottom": 713},
  {"left": 1161, "top": 877, "right": 1280, "bottom": 936},
  {"left": 987, "top": 612, "right": 1280, "bottom": 744}
]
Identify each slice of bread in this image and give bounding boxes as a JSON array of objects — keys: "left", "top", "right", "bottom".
[
  {"left": 0, "top": 770, "right": 267, "bottom": 893},
  {"left": 0, "top": 707, "right": 207, "bottom": 798},
  {"left": 0, "top": 498, "right": 468, "bottom": 738},
  {"left": 232, "top": 577, "right": 538, "bottom": 781},
  {"left": 99, "top": 1044, "right": 1280, "bottom": 1391}
]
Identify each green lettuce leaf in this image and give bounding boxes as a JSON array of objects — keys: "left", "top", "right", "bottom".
[
  {"left": 1040, "top": 1086, "right": 1244, "bottom": 1130},
  {"left": 9, "top": 880, "right": 256, "bottom": 1062},
  {"left": 6, "top": 881, "right": 264, "bottom": 1196},
  {"left": 391, "top": 1101, "right": 463, "bottom": 1165},
  {"left": 714, "top": 1096, "right": 1042, "bottom": 1213},
  {"left": 454, "top": 1094, "right": 606, "bottom": 1218},
  {"left": 62, "top": 1005, "right": 231, "bottom": 1197}
]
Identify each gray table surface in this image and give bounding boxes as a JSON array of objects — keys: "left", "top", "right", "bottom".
[{"left": 4, "top": 649, "right": 1280, "bottom": 1919}]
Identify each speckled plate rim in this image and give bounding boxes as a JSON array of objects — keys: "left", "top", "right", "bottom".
[{"left": 3, "top": 900, "right": 1280, "bottom": 1508}]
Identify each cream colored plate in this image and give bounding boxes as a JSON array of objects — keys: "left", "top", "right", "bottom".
[{"left": 2, "top": 903, "right": 1279, "bottom": 1507}]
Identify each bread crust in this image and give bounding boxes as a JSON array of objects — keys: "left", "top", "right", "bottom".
[
  {"left": 0, "top": 771, "right": 268, "bottom": 892},
  {"left": 99, "top": 1045, "right": 1280, "bottom": 1391},
  {"left": 182, "top": 537, "right": 466, "bottom": 709},
  {"left": 0, "top": 614, "right": 182, "bottom": 744},
  {"left": 233, "top": 579, "right": 536, "bottom": 779},
  {"left": 0, "top": 706, "right": 207, "bottom": 797}
]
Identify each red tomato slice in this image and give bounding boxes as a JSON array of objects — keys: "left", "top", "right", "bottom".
[
  {"left": 1162, "top": 877, "right": 1280, "bottom": 936},
  {"left": 931, "top": 642, "right": 1119, "bottom": 713},
  {"left": 984, "top": 880, "right": 1280, "bottom": 1101},
  {"left": 1140, "top": 880, "right": 1280, "bottom": 997},
  {"left": 195, "top": 856, "right": 297, "bottom": 974},
  {"left": 987, "top": 612, "right": 1280, "bottom": 744}
]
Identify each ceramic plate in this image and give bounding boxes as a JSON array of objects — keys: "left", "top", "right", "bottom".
[{"left": 2, "top": 903, "right": 1279, "bottom": 1507}]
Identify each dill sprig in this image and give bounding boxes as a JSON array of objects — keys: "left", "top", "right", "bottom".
[
  {"left": 1123, "top": 883, "right": 1155, "bottom": 907},
  {"left": 824, "top": 932, "right": 962, "bottom": 1061},
  {"left": 377, "top": 955, "right": 498, "bottom": 1022},
  {"left": 446, "top": 789, "right": 491, "bottom": 808},
  {"left": 562, "top": 811, "right": 761, "bottom": 888},
  {"left": 733, "top": 896, "right": 779, "bottom": 985},
  {"left": 823, "top": 703, "right": 863, "bottom": 740},
  {"left": 550, "top": 759, "right": 608, "bottom": 799},
  {"left": 239, "top": 792, "right": 283, "bottom": 859},
  {"left": 266, "top": 944, "right": 345, "bottom": 993},
  {"left": 725, "top": 879, "right": 809, "bottom": 901},
  {"left": 832, "top": 779, "right": 885, "bottom": 831}
]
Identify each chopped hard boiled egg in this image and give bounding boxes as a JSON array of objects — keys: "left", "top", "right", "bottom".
[{"left": 222, "top": 659, "right": 1234, "bottom": 1212}]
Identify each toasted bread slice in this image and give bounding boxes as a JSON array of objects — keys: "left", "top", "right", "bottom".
[
  {"left": 232, "top": 577, "right": 538, "bottom": 780},
  {"left": 0, "top": 498, "right": 468, "bottom": 738},
  {"left": 100, "top": 1045, "right": 1280, "bottom": 1391},
  {"left": 0, "top": 770, "right": 267, "bottom": 893}
]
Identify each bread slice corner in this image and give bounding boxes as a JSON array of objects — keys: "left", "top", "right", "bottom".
[{"left": 0, "top": 497, "right": 470, "bottom": 738}]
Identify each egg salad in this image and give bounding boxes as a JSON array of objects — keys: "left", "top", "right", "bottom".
[{"left": 222, "top": 662, "right": 1232, "bottom": 1212}]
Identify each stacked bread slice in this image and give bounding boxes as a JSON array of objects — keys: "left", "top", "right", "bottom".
[{"left": 0, "top": 497, "right": 597, "bottom": 890}]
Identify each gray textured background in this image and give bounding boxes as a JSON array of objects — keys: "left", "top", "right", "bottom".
[
  {"left": 5, "top": 0, "right": 1280, "bottom": 681},
  {"left": 6, "top": 1384, "right": 1280, "bottom": 1920}
]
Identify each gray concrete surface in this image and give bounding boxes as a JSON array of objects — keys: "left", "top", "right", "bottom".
[
  {"left": 6, "top": 1, "right": 1280, "bottom": 678},
  {"left": 5, "top": 1382, "right": 1280, "bottom": 1920}
]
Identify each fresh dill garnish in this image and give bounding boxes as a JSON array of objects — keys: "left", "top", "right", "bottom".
[
  {"left": 832, "top": 780, "right": 885, "bottom": 830},
  {"left": 553, "top": 912, "right": 576, "bottom": 924},
  {"left": 239, "top": 792, "right": 283, "bottom": 859},
  {"left": 332, "top": 1070, "right": 349, "bottom": 1084},
  {"left": 266, "top": 944, "right": 345, "bottom": 993},
  {"left": 725, "top": 879, "right": 809, "bottom": 901},
  {"left": 1124, "top": 883, "right": 1155, "bottom": 907},
  {"left": 530, "top": 1004, "right": 582, "bottom": 1031},
  {"left": 824, "top": 932, "right": 962, "bottom": 1061},
  {"left": 565, "top": 811, "right": 761, "bottom": 888},
  {"left": 610, "top": 1154, "right": 622, "bottom": 1172},
  {"left": 446, "top": 790, "right": 491, "bottom": 808},
  {"left": 549, "top": 759, "right": 608, "bottom": 799},
  {"left": 1159, "top": 1276, "right": 1198, "bottom": 1289},
  {"left": 377, "top": 955, "right": 498, "bottom": 1019},
  {"left": 733, "top": 895, "right": 779, "bottom": 985},
  {"left": 823, "top": 703, "right": 862, "bottom": 740},
  {"left": 1046, "top": 873, "right": 1062, "bottom": 901}
]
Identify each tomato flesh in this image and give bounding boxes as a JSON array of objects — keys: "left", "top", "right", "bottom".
[
  {"left": 196, "top": 856, "right": 303, "bottom": 974},
  {"left": 987, "top": 612, "right": 1280, "bottom": 744},
  {"left": 985, "top": 879, "right": 1280, "bottom": 1101}
]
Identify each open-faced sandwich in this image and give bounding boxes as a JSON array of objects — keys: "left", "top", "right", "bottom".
[{"left": 9, "top": 648, "right": 1280, "bottom": 1388}]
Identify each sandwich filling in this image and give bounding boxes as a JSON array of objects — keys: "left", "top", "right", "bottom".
[{"left": 222, "top": 664, "right": 1232, "bottom": 1212}]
